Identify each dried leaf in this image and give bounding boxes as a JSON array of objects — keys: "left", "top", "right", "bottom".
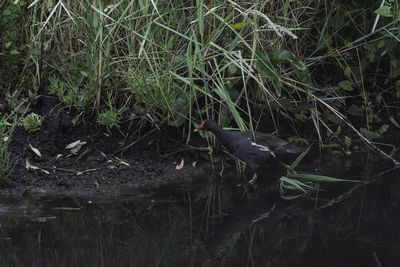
[
  {"left": 76, "top": 168, "right": 97, "bottom": 175},
  {"left": 65, "top": 140, "right": 81, "bottom": 150},
  {"left": 25, "top": 158, "right": 39, "bottom": 170},
  {"left": 29, "top": 143, "right": 42, "bottom": 158},
  {"left": 116, "top": 157, "right": 130, "bottom": 166},
  {"left": 68, "top": 141, "right": 87, "bottom": 155},
  {"left": 71, "top": 112, "right": 83, "bottom": 126},
  {"left": 98, "top": 150, "right": 107, "bottom": 158},
  {"left": 176, "top": 158, "right": 184, "bottom": 170},
  {"left": 192, "top": 161, "right": 198, "bottom": 167},
  {"left": 94, "top": 180, "right": 100, "bottom": 189},
  {"left": 26, "top": 158, "right": 50, "bottom": 174},
  {"left": 56, "top": 154, "right": 63, "bottom": 160}
]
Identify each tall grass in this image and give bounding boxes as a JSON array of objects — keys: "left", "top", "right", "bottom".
[
  {"left": 1, "top": 0, "right": 399, "bottom": 158},
  {"left": 0, "top": 105, "right": 25, "bottom": 180}
]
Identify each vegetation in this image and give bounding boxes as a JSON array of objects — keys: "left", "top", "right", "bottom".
[
  {"left": 0, "top": 0, "right": 399, "bottom": 158},
  {"left": 0, "top": 108, "right": 23, "bottom": 180},
  {"left": 22, "top": 112, "right": 42, "bottom": 133}
]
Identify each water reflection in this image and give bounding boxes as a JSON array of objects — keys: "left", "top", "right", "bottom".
[{"left": 0, "top": 155, "right": 399, "bottom": 266}]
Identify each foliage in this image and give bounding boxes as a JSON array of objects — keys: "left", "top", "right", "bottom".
[
  {"left": 97, "top": 93, "right": 123, "bottom": 132},
  {"left": 48, "top": 75, "right": 96, "bottom": 110},
  {"left": 22, "top": 113, "right": 42, "bottom": 133},
  {"left": 0, "top": 1, "right": 27, "bottom": 92},
  {"left": 279, "top": 148, "right": 364, "bottom": 199},
  {"left": 0, "top": 0, "right": 399, "bottom": 155},
  {"left": 0, "top": 107, "right": 24, "bottom": 180}
]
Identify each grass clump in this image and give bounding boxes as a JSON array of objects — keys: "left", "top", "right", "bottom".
[
  {"left": 22, "top": 113, "right": 42, "bottom": 133},
  {"left": 97, "top": 93, "right": 123, "bottom": 132}
]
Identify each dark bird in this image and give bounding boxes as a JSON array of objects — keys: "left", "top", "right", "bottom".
[{"left": 194, "top": 119, "right": 305, "bottom": 183}]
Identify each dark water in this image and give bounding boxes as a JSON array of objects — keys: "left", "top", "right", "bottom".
[{"left": 1, "top": 153, "right": 400, "bottom": 267}]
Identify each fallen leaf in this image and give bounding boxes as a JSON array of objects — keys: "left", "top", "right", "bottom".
[
  {"left": 76, "top": 168, "right": 97, "bottom": 175},
  {"left": 192, "top": 161, "right": 198, "bottom": 167},
  {"left": 29, "top": 143, "right": 42, "bottom": 158},
  {"left": 71, "top": 112, "right": 83, "bottom": 126},
  {"left": 116, "top": 157, "right": 130, "bottom": 166},
  {"left": 65, "top": 140, "right": 82, "bottom": 150},
  {"left": 176, "top": 158, "right": 184, "bottom": 170},
  {"left": 25, "top": 158, "right": 39, "bottom": 170},
  {"left": 56, "top": 154, "right": 63, "bottom": 160},
  {"left": 65, "top": 140, "right": 87, "bottom": 155},
  {"left": 94, "top": 180, "right": 100, "bottom": 189},
  {"left": 25, "top": 158, "right": 50, "bottom": 174},
  {"left": 98, "top": 150, "right": 107, "bottom": 158}
]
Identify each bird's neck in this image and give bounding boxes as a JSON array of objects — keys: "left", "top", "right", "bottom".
[{"left": 210, "top": 126, "right": 235, "bottom": 150}]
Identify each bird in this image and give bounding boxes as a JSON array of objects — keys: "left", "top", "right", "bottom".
[{"left": 194, "top": 119, "right": 305, "bottom": 183}]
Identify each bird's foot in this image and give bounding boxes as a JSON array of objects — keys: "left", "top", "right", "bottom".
[{"left": 248, "top": 172, "right": 258, "bottom": 184}]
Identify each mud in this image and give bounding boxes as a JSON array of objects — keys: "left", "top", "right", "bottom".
[{"left": 1, "top": 96, "right": 211, "bottom": 198}]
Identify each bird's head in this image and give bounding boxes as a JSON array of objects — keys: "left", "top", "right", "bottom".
[{"left": 194, "top": 119, "right": 218, "bottom": 132}]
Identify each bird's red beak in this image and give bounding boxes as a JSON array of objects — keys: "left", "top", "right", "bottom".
[{"left": 194, "top": 121, "right": 205, "bottom": 132}]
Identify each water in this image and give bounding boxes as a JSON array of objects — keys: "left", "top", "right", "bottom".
[{"left": 1, "top": 153, "right": 400, "bottom": 267}]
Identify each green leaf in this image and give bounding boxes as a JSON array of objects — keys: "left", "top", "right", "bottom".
[
  {"left": 268, "top": 50, "right": 306, "bottom": 71},
  {"left": 346, "top": 104, "right": 364, "bottom": 116},
  {"left": 344, "top": 67, "right": 352, "bottom": 78},
  {"left": 170, "top": 90, "right": 193, "bottom": 127},
  {"left": 10, "top": 50, "right": 19, "bottom": 55},
  {"left": 268, "top": 49, "right": 312, "bottom": 87},
  {"left": 254, "top": 52, "right": 281, "bottom": 96},
  {"left": 288, "top": 173, "right": 360, "bottom": 183},
  {"left": 344, "top": 136, "right": 352, "bottom": 147},
  {"left": 378, "top": 124, "right": 389, "bottom": 134},
  {"left": 338, "top": 80, "right": 354, "bottom": 91},
  {"left": 360, "top": 128, "right": 380, "bottom": 140},
  {"left": 229, "top": 22, "right": 249, "bottom": 30},
  {"left": 289, "top": 146, "right": 310, "bottom": 170},
  {"left": 3, "top": 9, "right": 11, "bottom": 16},
  {"left": 374, "top": 6, "right": 392, "bottom": 17},
  {"left": 378, "top": 39, "right": 386, "bottom": 48}
]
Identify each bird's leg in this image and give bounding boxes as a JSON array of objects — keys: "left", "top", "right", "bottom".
[{"left": 248, "top": 171, "right": 258, "bottom": 184}]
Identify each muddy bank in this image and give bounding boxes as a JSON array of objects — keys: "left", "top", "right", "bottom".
[
  {"left": 2, "top": 95, "right": 399, "bottom": 199},
  {"left": 1, "top": 97, "right": 213, "bottom": 198}
]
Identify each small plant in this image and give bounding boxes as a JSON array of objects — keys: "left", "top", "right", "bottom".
[
  {"left": 97, "top": 109, "right": 121, "bottom": 132},
  {"left": 22, "top": 113, "right": 42, "bottom": 133},
  {"left": 97, "top": 92, "right": 122, "bottom": 133},
  {"left": 48, "top": 74, "right": 96, "bottom": 110}
]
